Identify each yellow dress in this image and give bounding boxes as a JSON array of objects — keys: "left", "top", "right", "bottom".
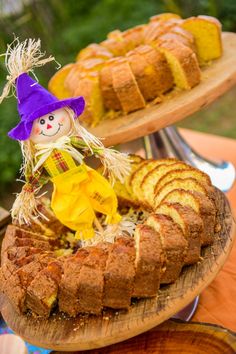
[{"left": 28, "top": 148, "right": 121, "bottom": 240}]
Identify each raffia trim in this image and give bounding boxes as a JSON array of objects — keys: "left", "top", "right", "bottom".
[
  {"left": 11, "top": 186, "right": 47, "bottom": 225},
  {"left": 0, "top": 37, "right": 59, "bottom": 103}
]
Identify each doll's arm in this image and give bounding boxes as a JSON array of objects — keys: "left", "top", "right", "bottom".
[
  {"left": 25, "top": 166, "right": 49, "bottom": 192},
  {"left": 11, "top": 166, "right": 50, "bottom": 225},
  {"left": 70, "top": 136, "right": 131, "bottom": 184}
]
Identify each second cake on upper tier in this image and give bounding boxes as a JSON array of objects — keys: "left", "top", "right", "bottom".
[{"left": 48, "top": 13, "right": 222, "bottom": 126}]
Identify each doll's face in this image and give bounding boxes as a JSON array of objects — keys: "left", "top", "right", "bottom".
[{"left": 30, "top": 108, "right": 72, "bottom": 144}]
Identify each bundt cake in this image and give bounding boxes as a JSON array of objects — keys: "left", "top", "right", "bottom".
[
  {"left": 0, "top": 156, "right": 222, "bottom": 318},
  {"left": 181, "top": 15, "right": 222, "bottom": 64},
  {"left": 48, "top": 13, "right": 223, "bottom": 126}
]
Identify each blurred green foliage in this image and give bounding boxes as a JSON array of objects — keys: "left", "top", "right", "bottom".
[{"left": 0, "top": 0, "right": 236, "bottom": 193}]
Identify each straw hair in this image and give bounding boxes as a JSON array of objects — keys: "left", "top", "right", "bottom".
[{"left": 0, "top": 37, "right": 58, "bottom": 103}]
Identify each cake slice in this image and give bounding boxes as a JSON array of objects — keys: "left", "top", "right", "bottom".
[
  {"left": 145, "top": 214, "right": 187, "bottom": 284},
  {"left": 154, "top": 177, "right": 209, "bottom": 208},
  {"left": 161, "top": 189, "right": 216, "bottom": 246},
  {"left": 16, "top": 253, "right": 56, "bottom": 295},
  {"left": 133, "top": 224, "right": 164, "bottom": 297},
  {"left": 154, "top": 167, "right": 212, "bottom": 195},
  {"left": 156, "top": 39, "right": 201, "bottom": 89},
  {"left": 126, "top": 47, "right": 161, "bottom": 102},
  {"left": 156, "top": 202, "right": 203, "bottom": 264},
  {"left": 141, "top": 161, "right": 191, "bottom": 207},
  {"left": 103, "top": 236, "right": 135, "bottom": 309},
  {"left": 76, "top": 243, "right": 111, "bottom": 314},
  {"left": 26, "top": 260, "right": 63, "bottom": 317},
  {"left": 1, "top": 252, "right": 55, "bottom": 314},
  {"left": 74, "top": 72, "right": 105, "bottom": 126},
  {"left": 127, "top": 45, "right": 173, "bottom": 101},
  {"left": 0, "top": 261, "right": 26, "bottom": 314},
  {"left": 111, "top": 58, "right": 146, "bottom": 113},
  {"left": 58, "top": 248, "right": 89, "bottom": 316},
  {"left": 99, "top": 58, "right": 122, "bottom": 111},
  {"left": 137, "top": 44, "right": 174, "bottom": 94},
  {"left": 181, "top": 16, "right": 222, "bottom": 64}
]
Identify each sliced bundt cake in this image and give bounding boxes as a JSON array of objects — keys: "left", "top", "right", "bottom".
[
  {"left": 48, "top": 14, "right": 223, "bottom": 127},
  {"left": 0, "top": 156, "right": 222, "bottom": 318}
]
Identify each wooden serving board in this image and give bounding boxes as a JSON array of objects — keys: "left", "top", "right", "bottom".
[
  {"left": 90, "top": 32, "right": 236, "bottom": 147},
  {"left": 52, "top": 319, "right": 236, "bottom": 354},
  {"left": 0, "top": 189, "right": 235, "bottom": 351}
]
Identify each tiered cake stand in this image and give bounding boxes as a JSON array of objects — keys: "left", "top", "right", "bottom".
[{"left": 0, "top": 32, "right": 236, "bottom": 351}]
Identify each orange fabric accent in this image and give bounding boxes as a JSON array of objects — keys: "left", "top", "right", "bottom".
[{"left": 180, "top": 129, "right": 236, "bottom": 332}]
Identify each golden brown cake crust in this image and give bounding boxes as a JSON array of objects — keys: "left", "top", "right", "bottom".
[
  {"left": 103, "top": 236, "right": 135, "bottom": 309},
  {"left": 133, "top": 224, "right": 164, "bottom": 297},
  {"left": 158, "top": 39, "right": 201, "bottom": 88},
  {"left": 111, "top": 58, "right": 146, "bottom": 113},
  {"left": 146, "top": 214, "right": 187, "bottom": 284},
  {"left": 100, "top": 58, "right": 122, "bottom": 111},
  {"left": 76, "top": 244, "right": 111, "bottom": 314},
  {"left": 158, "top": 202, "right": 203, "bottom": 265}
]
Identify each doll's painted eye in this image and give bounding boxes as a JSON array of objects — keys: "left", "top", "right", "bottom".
[
  {"left": 39, "top": 118, "right": 45, "bottom": 125},
  {"left": 49, "top": 115, "right": 54, "bottom": 121}
]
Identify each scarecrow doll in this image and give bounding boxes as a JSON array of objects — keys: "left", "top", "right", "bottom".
[{"left": 0, "top": 39, "right": 130, "bottom": 240}]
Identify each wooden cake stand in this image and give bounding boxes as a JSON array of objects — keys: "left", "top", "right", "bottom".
[
  {"left": 0, "top": 189, "right": 235, "bottom": 351},
  {"left": 1, "top": 32, "right": 236, "bottom": 352}
]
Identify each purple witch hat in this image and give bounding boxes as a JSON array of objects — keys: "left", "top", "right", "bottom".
[{"left": 8, "top": 73, "right": 85, "bottom": 141}]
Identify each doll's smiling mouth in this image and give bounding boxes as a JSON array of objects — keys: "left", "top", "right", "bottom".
[{"left": 40, "top": 123, "right": 63, "bottom": 137}]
